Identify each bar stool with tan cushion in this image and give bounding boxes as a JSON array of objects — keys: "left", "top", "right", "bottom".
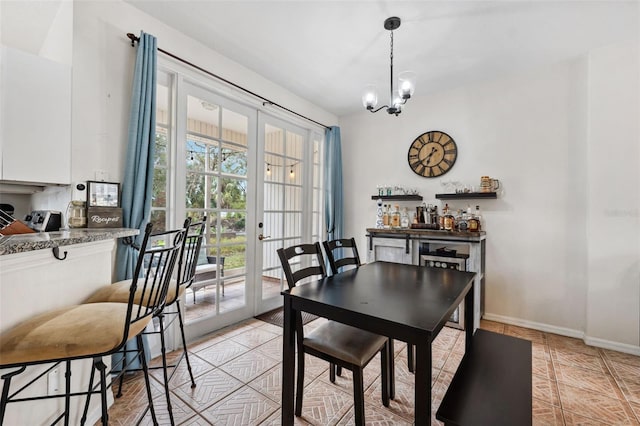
[
  {"left": 0, "top": 223, "right": 185, "bottom": 425},
  {"left": 83, "top": 217, "right": 205, "bottom": 426}
]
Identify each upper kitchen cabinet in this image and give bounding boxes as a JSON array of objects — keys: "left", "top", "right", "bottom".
[{"left": 0, "top": 46, "right": 71, "bottom": 185}]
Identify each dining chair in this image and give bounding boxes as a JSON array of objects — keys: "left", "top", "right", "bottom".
[
  {"left": 322, "top": 237, "right": 361, "bottom": 274},
  {"left": 83, "top": 217, "right": 205, "bottom": 426},
  {"left": 323, "top": 237, "right": 396, "bottom": 398},
  {"left": 0, "top": 223, "right": 185, "bottom": 425},
  {"left": 277, "top": 242, "right": 392, "bottom": 424}
]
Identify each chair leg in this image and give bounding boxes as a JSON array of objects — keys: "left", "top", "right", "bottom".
[
  {"left": 329, "top": 362, "right": 336, "bottom": 383},
  {"left": 0, "top": 366, "right": 25, "bottom": 424},
  {"left": 176, "top": 301, "right": 196, "bottom": 388},
  {"left": 336, "top": 365, "right": 342, "bottom": 376},
  {"left": 95, "top": 358, "right": 109, "bottom": 425},
  {"left": 381, "top": 343, "right": 390, "bottom": 407},
  {"left": 295, "top": 349, "right": 305, "bottom": 416},
  {"left": 80, "top": 360, "right": 97, "bottom": 425},
  {"left": 157, "top": 313, "right": 176, "bottom": 426},
  {"left": 63, "top": 360, "right": 71, "bottom": 426},
  {"left": 353, "top": 367, "right": 365, "bottom": 425},
  {"left": 138, "top": 334, "right": 159, "bottom": 425},
  {"left": 116, "top": 348, "right": 127, "bottom": 398}
]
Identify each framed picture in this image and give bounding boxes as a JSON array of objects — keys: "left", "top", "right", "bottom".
[{"left": 87, "top": 181, "right": 120, "bottom": 208}]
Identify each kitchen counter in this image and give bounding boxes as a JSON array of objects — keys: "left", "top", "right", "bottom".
[{"left": 0, "top": 228, "right": 139, "bottom": 256}]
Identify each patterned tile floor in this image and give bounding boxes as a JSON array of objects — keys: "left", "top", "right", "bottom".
[{"left": 101, "top": 319, "right": 640, "bottom": 425}]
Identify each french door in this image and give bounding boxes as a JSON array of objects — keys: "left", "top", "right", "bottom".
[
  {"left": 177, "top": 80, "right": 257, "bottom": 336},
  {"left": 255, "top": 113, "right": 324, "bottom": 313},
  {"left": 157, "top": 69, "right": 324, "bottom": 339}
]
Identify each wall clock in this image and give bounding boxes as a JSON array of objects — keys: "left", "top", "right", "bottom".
[{"left": 407, "top": 130, "right": 458, "bottom": 178}]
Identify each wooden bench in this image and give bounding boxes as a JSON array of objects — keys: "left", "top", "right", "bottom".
[{"left": 436, "top": 329, "right": 532, "bottom": 426}]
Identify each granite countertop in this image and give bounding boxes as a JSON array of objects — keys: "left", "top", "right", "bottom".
[
  {"left": 366, "top": 227, "right": 486, "bottom": 241},
  {"left": 0, "top": 228, "right": 139, "bottom": 256}
]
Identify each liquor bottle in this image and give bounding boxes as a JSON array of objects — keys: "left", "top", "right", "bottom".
[
  {"left": 474, "top": 205, "right": 482, "bottom": 231},
  {"left": 382, "top": 204, "right": 390, "bottom": 227},
  {"left": 391, "top": 205, "right": 401, "bottom": 228},
  {"left": 443, "top": 204, "right": 455, "bottom": 231},
  {"left": 457, "top": 209, "right": 468, "bottom": 231},
  {"left": 439, "top": 204, "right": 447, "bottom": 230},
  {"left": 400, "top": 207, "right": 410, "bottom": 228},
  {"left": 376, "top": 199, "right": 384, "bottom": 228}
]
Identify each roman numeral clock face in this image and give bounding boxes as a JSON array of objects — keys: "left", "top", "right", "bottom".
[{"left": 407, "top": 131, "right": 458, "bottom": 178}]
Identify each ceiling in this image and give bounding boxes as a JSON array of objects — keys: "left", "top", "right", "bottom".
[{"left": 126, "top": 1, "right": 636, "bottom": 117}]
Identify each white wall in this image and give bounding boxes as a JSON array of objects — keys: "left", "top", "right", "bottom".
[
  {"left": 2, "top": 0, "right": 336, "bottom": 214},
  {"left": 71, "top": 1, "right": 335, "bottom": 193},
  {"left": 585, "top": 41, "right": 640, "bottom": 349},
  {"left": 340, "top": 41, "right": 639, "bottom": 352}
]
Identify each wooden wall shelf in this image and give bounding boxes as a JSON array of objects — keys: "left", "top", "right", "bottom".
[
  {"left": 435, "top": 192, "right": 497, "bottom": 200},
  {"left": 371, "top": 195, "right": 423, "bottom": 201}
]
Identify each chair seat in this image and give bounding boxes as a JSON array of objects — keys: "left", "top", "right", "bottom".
[
  {"left": 303, "top": 321, "right": 388, "bottom": 366},
  {"left": 0, "top": 303, "right": 150, "bottom": 367},
  {"left": 84, "top": 279, "right": 185, "bottom": 307}
]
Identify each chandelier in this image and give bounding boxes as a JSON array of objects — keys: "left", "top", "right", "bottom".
[{"left": 362, "top": 17, "right": 416, "bottom": 116}]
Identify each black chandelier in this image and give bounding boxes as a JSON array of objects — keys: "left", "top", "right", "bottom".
[{"left": 362, "top": 17, "right": 416, "bottom": 116}]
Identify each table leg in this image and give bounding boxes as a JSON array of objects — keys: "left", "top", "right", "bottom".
[
  {"left": 414, "top": 341, "right": 432, "bottom": 425},
  {"left": 389, "top": 338, "right": 395, "bottom": 400},
  {"left": 282, "top": 296, "right": 295, "bottom": 425},
  {"left": 465, "top": 281, "right": 475, "bottom": 351}
]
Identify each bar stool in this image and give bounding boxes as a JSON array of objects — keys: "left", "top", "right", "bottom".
[
  {"left": 83, "top": 217, "right": 205, "bottom": 425},
  {"left": 0, "top": 223, "right": 185, "bottom": 425}
]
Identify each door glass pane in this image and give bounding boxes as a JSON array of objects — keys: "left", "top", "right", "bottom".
[
  {"left": 185, "top": 173, "right": 205, "bottom": 209},
  {"left": 221, "top": 144, "right": 247, "bottom": 176},
  {"left": 184, "top": 92, "right": 249, "bottom": 325},
  {"left": 222, "top": 108, "right": 248, "bottom": 145}
]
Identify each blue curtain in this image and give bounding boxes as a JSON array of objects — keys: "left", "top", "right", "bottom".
[
  {"left": 324, "top": 126, "right": 343, "bottom": 241},
  {"left": 116, "top": 31, "right": 157, "bottom": 281},
  {"left": 113, "top": 31, "right": 157, "bottom": 370}
]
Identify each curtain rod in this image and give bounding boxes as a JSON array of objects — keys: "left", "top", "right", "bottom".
[{"left": 126, "top": 33, "right": 331, "bottom": 131}]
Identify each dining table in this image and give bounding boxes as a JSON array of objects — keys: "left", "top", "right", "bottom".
[{"left": 281, "top": 260, "right": 476, "bottom": 425}]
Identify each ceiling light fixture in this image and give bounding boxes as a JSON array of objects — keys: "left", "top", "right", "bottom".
[{"left": 362, "top": 17, "right": 416, "bottom": 116}]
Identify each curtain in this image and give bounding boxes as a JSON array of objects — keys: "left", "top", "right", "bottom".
[
  {"left": 113, "top": 31, "right": 157, "bottom": 370},
  {"left": 324, "top": 126, "right": 343, "bottom": 241},
  {"left": 116, "top": 31, "right": 158, "bottom": 281}
]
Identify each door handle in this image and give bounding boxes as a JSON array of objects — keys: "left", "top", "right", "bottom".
[{"left": 258, "top": 234, "right": 271, "bottom": 241}]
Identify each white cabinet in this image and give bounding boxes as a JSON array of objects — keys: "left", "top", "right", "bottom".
[
  {"left": 0, "top": 240, "right": 115, "bottom": 425},
  {"left": 0, "top": 46, "right": 71, "bottom": 185}
]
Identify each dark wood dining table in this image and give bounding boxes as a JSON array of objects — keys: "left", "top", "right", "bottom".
[{"left": 281, "top": 261, "right": 476, "bottom": 425}]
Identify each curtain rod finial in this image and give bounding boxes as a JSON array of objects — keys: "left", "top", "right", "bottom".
[{"left": 126, "top": 33, "right": 139, "bottom": 46}]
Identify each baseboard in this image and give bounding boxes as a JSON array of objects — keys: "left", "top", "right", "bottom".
[
  {"left": 482, "top": 313, "right": 584, "bottom": 339},
  {"left": 482, "top": 313, "right": 640, "bottom": 356},
  {"left": 584, "top": 336, "right": 640, "bottom": 356}
]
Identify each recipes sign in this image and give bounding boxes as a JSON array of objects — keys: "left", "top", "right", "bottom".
[{"left": 87, "top": 207, "right": 123, "bottom": 228}]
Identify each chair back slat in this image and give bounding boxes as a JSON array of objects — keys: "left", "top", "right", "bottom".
[
  {"left": 322, "top": 238, "right": 361, "bottom": 275},
  {"left": 277, "top": 243, "right": 327, "bottom": 290},
  {"left": 176, "top": 217, "right": 207, "bottom": 289},
  {"left": 127, "top": 223, "right": 185, "bottom": 331}
]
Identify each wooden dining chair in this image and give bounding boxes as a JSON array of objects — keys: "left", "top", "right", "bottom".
[
  {"left": 322, "top": 237, "right": 361, "bottom": 274},
  {"left": 322, "top": 237, "right": 396, "bottom": 398},
  {"left": 0, "top": 223, "right": 185, "bottom": 425},
  {"left": 277, "top": 242, "right": 393, "bottom": 425}
]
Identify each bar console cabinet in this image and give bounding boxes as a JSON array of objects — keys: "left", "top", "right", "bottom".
[{"left": 366, "top": 228, "right": 486, "bottom": 331}]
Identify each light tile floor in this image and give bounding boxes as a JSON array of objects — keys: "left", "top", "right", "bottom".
[{"left": 102, "top": 319, "right": 640, "bottom": 425}]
